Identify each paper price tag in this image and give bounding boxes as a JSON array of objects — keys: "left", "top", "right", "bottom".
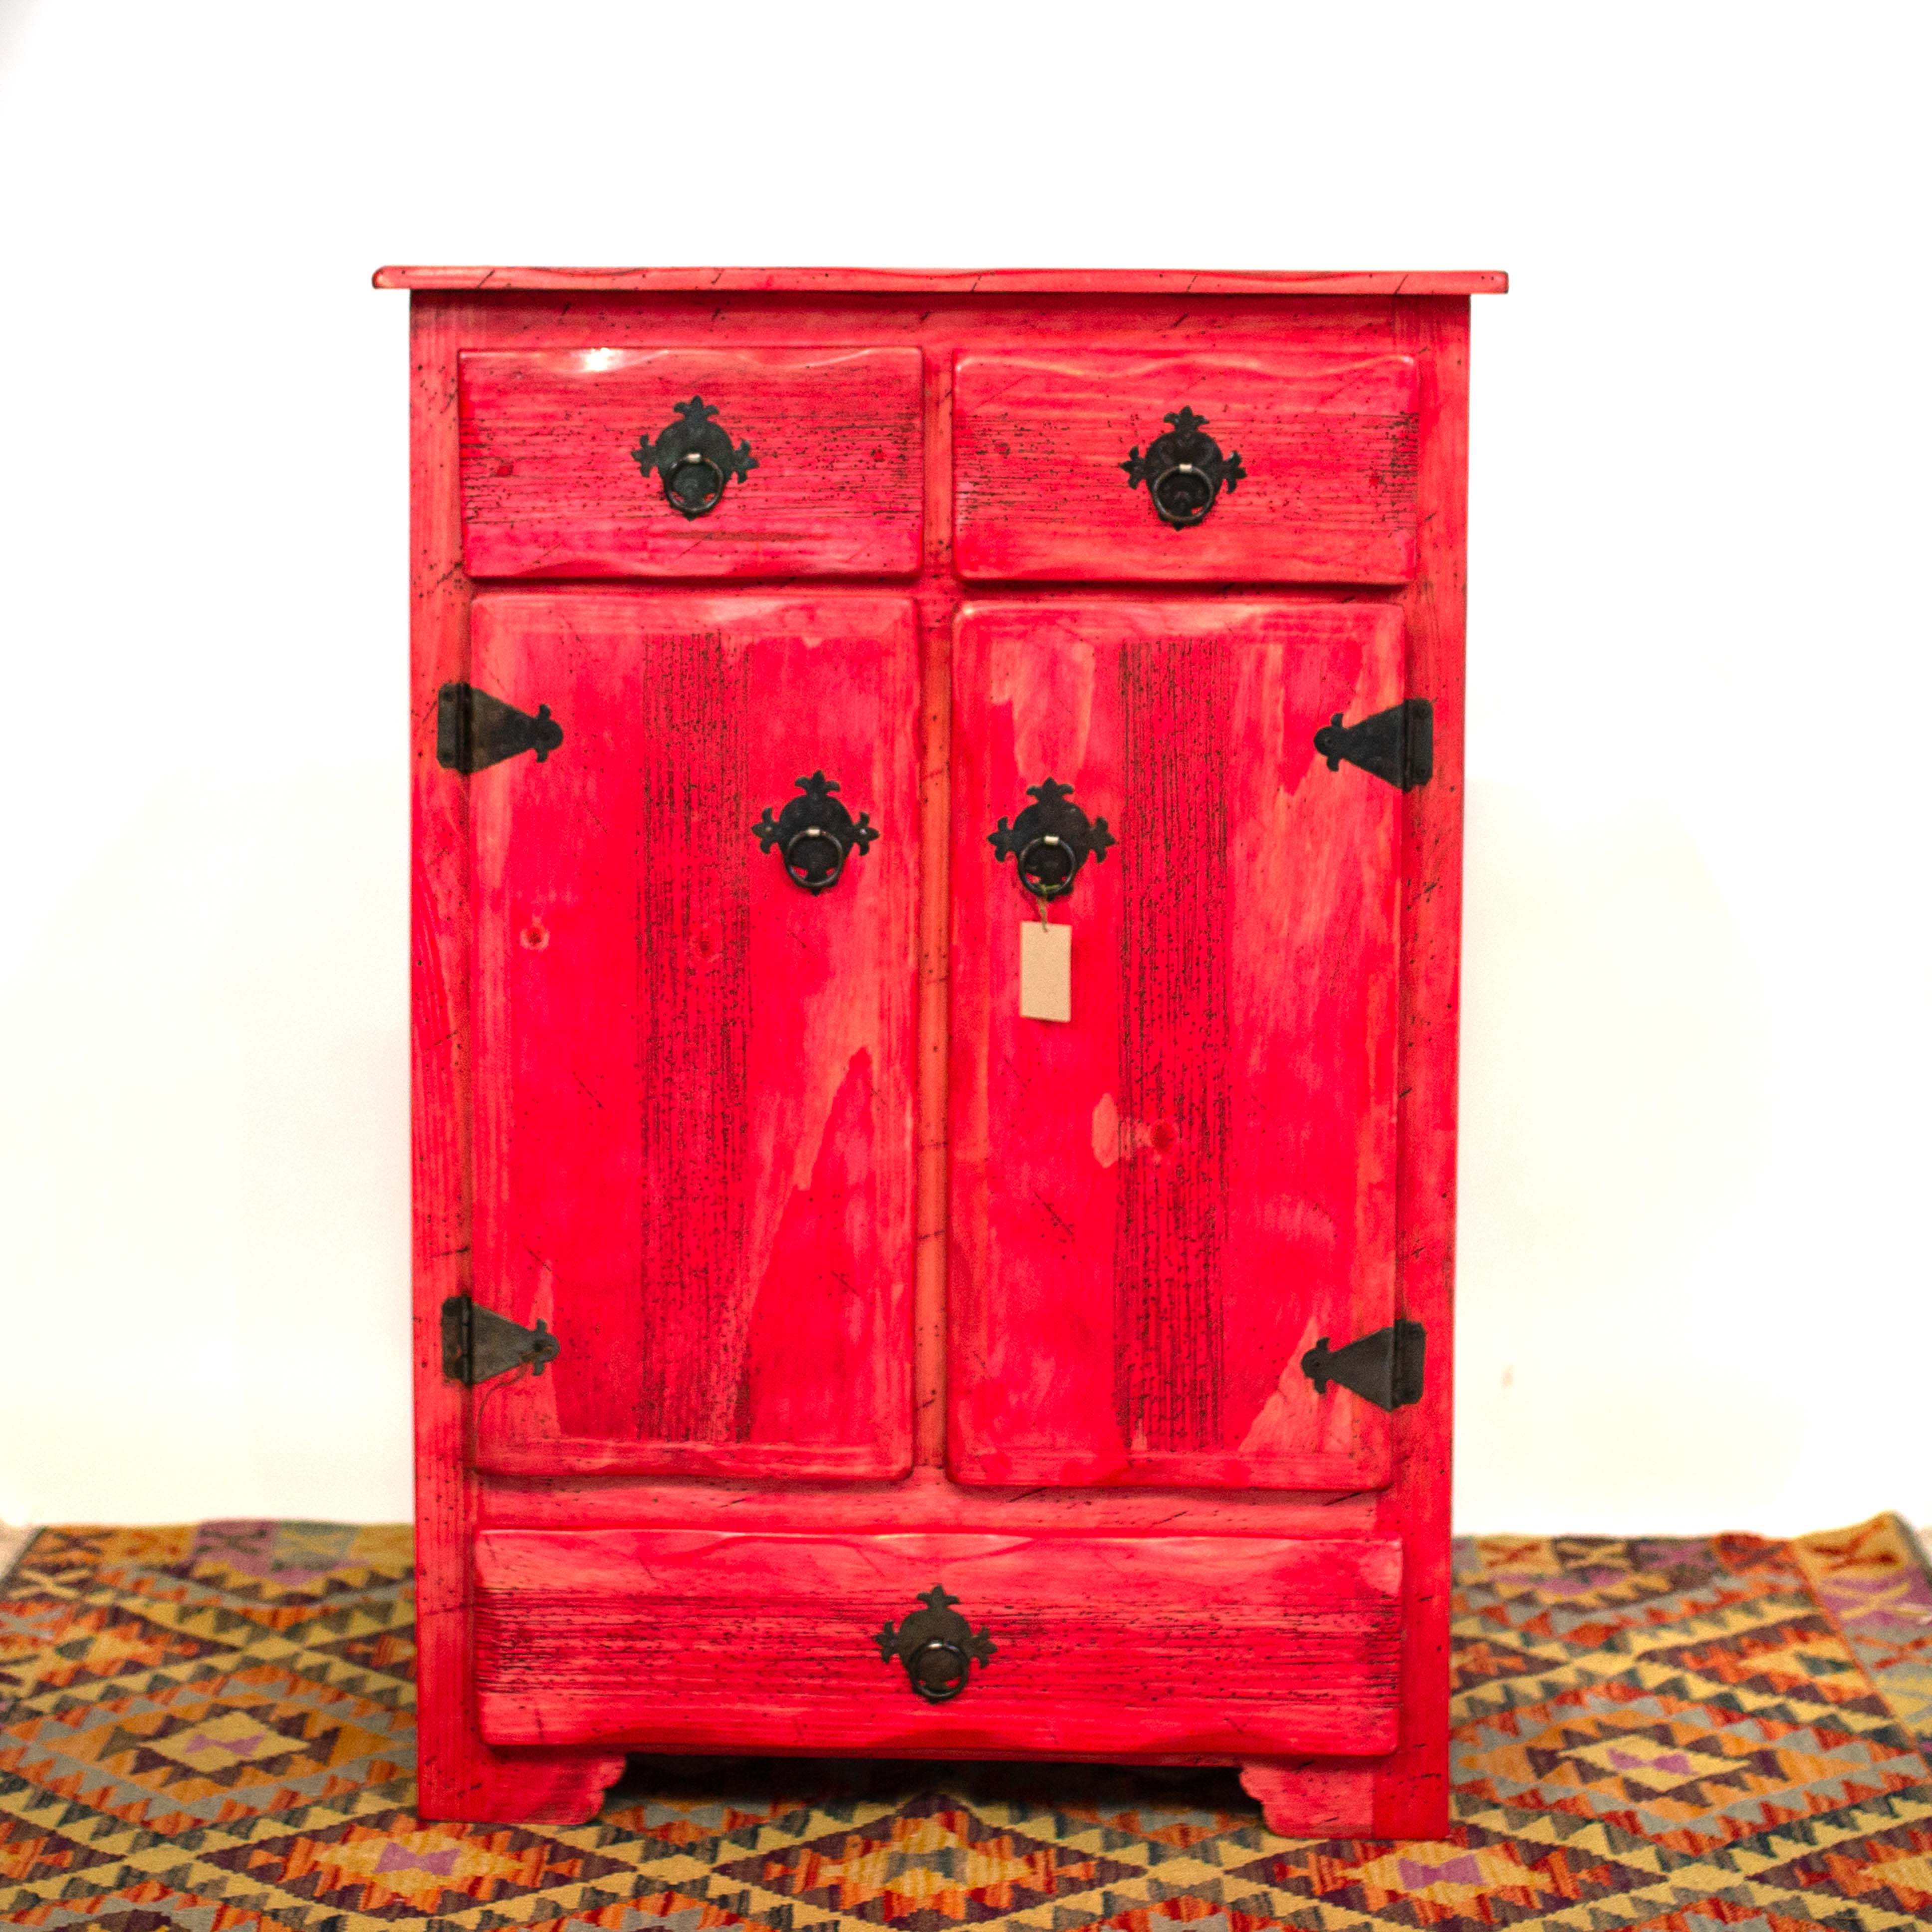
[{"left": 1019, "top": 921, "right": 1072, "bottom": 1022}]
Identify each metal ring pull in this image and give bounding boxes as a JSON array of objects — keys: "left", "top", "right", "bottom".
[
  {"left": 1121, "top": 406, "right": 1245, "bottom": 529},
  {"left": 1014, "top": 833, "right": 1076, "bottom": 898},
  {"left": 1146, "top": 461, "right": 1216, "bottom": 527},
  {"left": 782, "top": 824, "right": 846, "bottom": 893},
  {"left": 875, "top": 1586, "right": 995, "bottom": 1704},
  {"left": 990, "top": 779, "right": 1114, "bottom": 903},
  {"left": 631, "top": 396, "right": 757, "bottom": 520},
  {"left": 666, "top": 449, "right": 727, "bottom": 517},
  {"left": 753, "top": 772, "right": 878, "bottom": 895}
]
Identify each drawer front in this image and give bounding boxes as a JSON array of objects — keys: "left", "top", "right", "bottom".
[
  {"left": 460, "top": 347, "right": 924, "bottom": 577},
  {"left": 953, "top": 350, "right": 1418, "bottom": 581},
  {"left": 473, "top": 1528, "right": 1402, "bottom": 1758}
]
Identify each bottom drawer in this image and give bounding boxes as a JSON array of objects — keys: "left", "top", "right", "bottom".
[{"left": 474, "top": 1528, "right": 1403, "bottom": 1758}]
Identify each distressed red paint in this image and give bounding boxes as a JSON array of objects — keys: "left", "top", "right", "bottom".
[
  {"left": 468, "top": 592, "right": 918, "bottom": 1480},
  {"left": 397, "top": 267, "right": 1498, "bottom": 1837},
  {"left": 459, "top": 346, "right": 924, "bottom": 577},
  {"left": 949, "top": 602, "right": 1403, "bottom": 1492}
]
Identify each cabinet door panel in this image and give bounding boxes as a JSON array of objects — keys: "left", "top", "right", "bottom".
[
  {"left": 950, "top": 601, "right": 1403, "bottom": 1489},
  {"left": 468, "top": 592, "right": 918, "bottom": 1478}
]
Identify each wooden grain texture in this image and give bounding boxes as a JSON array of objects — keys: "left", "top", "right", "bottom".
[
  {"left": 950, "top": 601, "right": 1404, "bottom": 1490},
  {"left": 408, "top": 298, "right": 625, "bottom": 1827},
  {"left": 473, "top": 1529, "right": 1403, "bottom": 1759},
  {"left": 459, "top": 348, "right": 922, "bottom": 577},
  {"left": 467, "top": 592, "right": 919, "bottom": 1481},
  {"left": 953, "top": 351, "right": 1418, "bottom": 582},
  {"left": 475, "top": 1463, "right": 1384, "bottom": 1537},
  {"left": 912, "top": 361, "right": 957, "bottom": 1465},
  {"left": 377, "top": 266, "right": 1510, "bottom": 295}
]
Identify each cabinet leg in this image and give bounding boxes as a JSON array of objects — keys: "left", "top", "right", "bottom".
[
  {"left": 417, "top": 1739, "right": 628, "bottom": 1826},
  {"left": 1238, "top": 1760, "right": 1376, "bottom": 1839}
]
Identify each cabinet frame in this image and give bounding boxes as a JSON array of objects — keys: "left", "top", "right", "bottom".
[{"left": 397, "top": 271, "right": 1483, "bottom": 1836}]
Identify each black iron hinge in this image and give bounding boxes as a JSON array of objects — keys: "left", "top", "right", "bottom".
[
  {"left": 436, "top": 682, "right": 564, "bottom": 774},
  {"left": 1314, "top": 699, "right": 1433, "bottom": 791},
  {"left": 440, "top": 1295, "right": 560, "bottom": 1386},
  {"left": 1301, "top": 1318, "right": 1427, "bottom": 1412}
]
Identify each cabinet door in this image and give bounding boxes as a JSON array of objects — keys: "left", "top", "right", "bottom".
[
  {"left": 467, "top": 593, "right": 918, "bottom": 1479},
  {"left": 950, "top": 601, "right": 1404, "bottom": 1489}
]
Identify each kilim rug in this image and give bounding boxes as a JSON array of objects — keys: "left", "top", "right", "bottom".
[{"left": 2, "top": 1517, "right": 1930, "bottom": 1931}]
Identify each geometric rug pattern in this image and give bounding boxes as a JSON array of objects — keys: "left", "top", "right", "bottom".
[{"left": 2, "top": 1514, "right": 1928, "bottom": 1930}]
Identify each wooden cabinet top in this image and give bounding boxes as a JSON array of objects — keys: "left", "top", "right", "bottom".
[{"left": 374, "top": 265, "right": 1509, "bottom": 296}]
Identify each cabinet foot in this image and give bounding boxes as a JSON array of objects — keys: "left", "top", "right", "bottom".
[
  {"left": 417, "top": 1746, "right": 628, "bottom": 1826},
  {"left": 1238, "top": 1760, "right": 1376, "bottom": 1839}
]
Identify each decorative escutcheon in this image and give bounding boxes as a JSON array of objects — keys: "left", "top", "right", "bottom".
[
  {"left": 1121, "top": 405, "right": 1246, "bottom": 528},
  {"left": 753, "top": 771, "right": 878, "bottom": 895},
  {"left": 631, "top": 396, "right": 757, "bottom": 519},
  {"left": 990, "top": 778, "right": 1115, "bottom": 903},
  {"left": 875, "top": 1585, "right": 996, "bottom": 1703}
]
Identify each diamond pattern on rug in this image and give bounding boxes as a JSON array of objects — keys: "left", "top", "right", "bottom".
[
  {"left": 200, "top": 1810, "right": 638, "bottom": 1919},
  {"left": 0, "top": 1875, "right": 312, "bottom": 1930},
  {"left": 709, "top": 1790, "right": 1145, "bottom": 1925},
  {"left": 1233, "top": 1821, "right": 1659, "bottom": 1927},
  {"left": 1755, "top": 1811, "right": 1932, "bottom": 1918},
  {"left": 0, "top": 1516, "right": 1927, "bottom": 1931}
]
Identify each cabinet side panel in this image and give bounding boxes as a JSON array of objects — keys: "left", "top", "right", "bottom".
[
  {"left": 1372, "top": 294, "right": 1470, "bottom": 1840},
  {"left": 409, "top": 293, "right": 623, "bottom": 1824}
]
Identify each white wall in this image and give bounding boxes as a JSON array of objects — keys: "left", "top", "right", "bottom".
[{"left": 1, "top": 1, "right": 1925, "bottom": 1533}]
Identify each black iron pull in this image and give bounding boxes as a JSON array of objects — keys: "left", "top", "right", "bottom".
[
  {"left": 631, "top": 396, "right": 757, "bottom": 519},
  {"left": 875, "top": 1586, "right": 995, "bottom": 1703},
  {"left": 989, "top": 778, "right": 1114, "bottom": 903},
  {"left": 437, "top": 683, "right": 564, "bottom": 774},
  {"left": 1121, "top": 406, "right": 1246, "bottom": 528},
  {"left": 1302, "top": 1319, "right": 1427, "bottom": 1412},
  {"left": 1314, "top": 699, "right": 1433, "bottom": 792},
  {"left": 753, "top": 771, "right": 878, "bottom": 895}
]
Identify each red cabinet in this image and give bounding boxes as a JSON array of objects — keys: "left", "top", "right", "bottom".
[{"left": 385, "top": 263, "right": 1503, "bottom": 1839}]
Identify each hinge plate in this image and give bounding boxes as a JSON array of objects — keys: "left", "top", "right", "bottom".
[
  {"left": 440, "top": 1295, "right": 560, "bottom": 1386},
  {"left": 436, "top": 682, "right": 564, "bottom": 774},
  {"left": 1300, "top": 1318, "right": 1427, "bottom": 1411},
  {"left": 1313, "top": 699, "right": 1433, "bottom": 791}
]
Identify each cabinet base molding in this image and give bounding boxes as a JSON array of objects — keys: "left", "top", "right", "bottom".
[
  {"left": 415, "top": 1747, "right": 1413, "bottom": 1838},
  {"left": 416, "top": 1744, "right": 628, "bottom": 1827},
  {"left": 1237, "top": 1759, "right": 1378, "bottom": 1838}
]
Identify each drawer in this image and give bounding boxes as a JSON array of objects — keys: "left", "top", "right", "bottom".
[
  {"left": 952, "top": 349, "right": 1418, "bottom": 581},
  {"left": 473, "top": 1528, "right": 1402, "bottom": 1758},
  {"left": 459, "top": 347, "right": 924, "bottom": 577}
]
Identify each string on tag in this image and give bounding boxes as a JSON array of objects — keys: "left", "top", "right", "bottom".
[{"left": 1030, "top": 889, "right": 1052, "bottom": 928}]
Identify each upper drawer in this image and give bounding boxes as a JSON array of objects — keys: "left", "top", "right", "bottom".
[
  {"left": 459, "top": 347, "right": 925, "bottom": 578},
  {"left": 952, "top": 350, "right": 1419, "bottom": 582},
  {"left": 474, "top": 1527, "right": 1402, "bottom": 1759}
]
